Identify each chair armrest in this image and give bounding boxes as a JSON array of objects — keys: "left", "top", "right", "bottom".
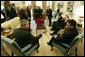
[
  {"left": 21, "top": 44, "right": 32, "bottom": 52},
  {"left": 25, "top": 44, "right": 38, "bottom": 56},
  {"left": 61, "top": 43, "right": 71, "bottom": 48}
]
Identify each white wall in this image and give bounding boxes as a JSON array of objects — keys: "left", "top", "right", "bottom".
[
  {"left": 10, "top": 1, "right": 24, "bottom": 8},
  {"left": 73, "top": 1, "right": 84, "bottom": 19},
  {"left": 72, "top": 1, "right": 84, "bottom": 27}
]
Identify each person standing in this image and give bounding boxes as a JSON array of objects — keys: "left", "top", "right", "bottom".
[
  {"left": 3, "top": 1, "right": 17, "bottom": 20},
  {"left": 33, "top": 6, "right": 38, "bottom": 20},
  {"left": 46, "top": 6, "right": 53, "bottom": 26},
  {"left": 37, "top": 6, "right": 43, "bottom": 18},
  {"left": 33, "top": 6, "right": 43, "bottom": 20},
  {"left": 19, "top": 5, "right": 30, "bottom": 20}
]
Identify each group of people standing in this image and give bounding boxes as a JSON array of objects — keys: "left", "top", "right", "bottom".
[
  {"left": 1, "top": 1, "right": 55, "bottom": 26},
  {"left": 1, "top": 1, "right": 17, "bottom": 20},
  {"left": 33, "top": 6, "right": 43, "bottom": 20},
  {"left": 1, "top": 1, "right": 31, "bottom": 21}
]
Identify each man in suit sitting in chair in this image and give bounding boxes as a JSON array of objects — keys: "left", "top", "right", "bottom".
[
  {"left": 13, "top": 19, "right": 42, "bottom": 49},
  {"left": 47, "top": 19, "right": 78, "bottom": 46}
]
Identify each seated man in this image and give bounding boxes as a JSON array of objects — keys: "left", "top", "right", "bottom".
[
  {"left": 12, "top": 19, "right": 42, "bottom": 49},
  {"left": 47, "top": 19, "right": 78, "bottom": 46},
  {"left": 50, "top": 15, "right": 70, "bottom": 35},
  {"left": 50, "top": 16, "right": 65, "bottom": 35}
]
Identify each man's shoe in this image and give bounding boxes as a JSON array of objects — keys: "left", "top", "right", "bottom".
[
  {"left": 36, "top": 34, "right": 42, "bottom": 39},
  {"left": 47, "top": 42, "right": 52, "bottom": 46}
]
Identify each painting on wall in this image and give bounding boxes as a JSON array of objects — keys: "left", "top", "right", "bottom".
[
  {"left": 66, "top": 2, "right": 74, "bottom": 18},
  {"left": 67, "top": 2, "right": 74, "bottom": 12},
  {"left": 57, "top": 2, "right": 64, "bottom": 8}
]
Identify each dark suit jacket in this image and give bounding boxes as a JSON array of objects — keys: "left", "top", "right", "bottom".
[
  {"left": 55, "top": 27, "right": 78, "bottom": 44},
  {"left": 33, "top": 8, "right": 37, "bottom": 19},
  {"left": 5, "top": 7, "right": 17, "bottom": 19},
  {"left": 27, "top": 9, "right": 31, "bottom": 18},
  {"left": 52, "top": 16, "right": 65, "bottom": 30},
  {"left": 19, "top": 9, "right": 28, "bottom": 19},
  {"left": 19, "top": 8, "right": 31, "bottom": 20},
  {"left": 46, "top": 9, "right": 53, "bottom": 19},
  {"left": 27, "top": 6, "right": 31, "bottom": 18},
  {"left": 33, "top": 8, "right": 43, "bottom": 19},
  {"left": 37, "top": 8, "right": 43, "bottom": 18},
  {"left": 1, "top": 10, "right": 5, "bottom": 18},
  {"left": 13, "top": 28, "right": 34, "bottom": 48}
]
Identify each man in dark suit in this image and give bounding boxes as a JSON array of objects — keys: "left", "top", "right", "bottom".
[
  {"left": 3, "top": 1, "right": 17, "bottom": 20},
  {"left": 47, "top": 19, "right": 78, "bottom": 45},
  {"left": 50, "top": 13, "right": 65, "bottom": 35},
  {"left": 13, "top": 19, "right": 42, "bottom": 48},
  {"left": 19, "top": 5, "right": 31, "bottom": 20},
  {"left": 33, "top": 6, "right": 43, "bottom": 20},
  {"left": 37, "top": 6, "right": 43, "bottom": 18},
  {"left": 46, "top": 7, "right": 53, "bottom": 26},
  {"left": 27, "top": 6, "right": 31, "bottom": 18}
]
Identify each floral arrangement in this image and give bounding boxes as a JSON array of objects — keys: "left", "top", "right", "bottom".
[
  {"left": 35, "top": 18, "right": 45, "bottom": 29},
  {"left": 35, "top": 17, "right": 44, "bottom": 25}
]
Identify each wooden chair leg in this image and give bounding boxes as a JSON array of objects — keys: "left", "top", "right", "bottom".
[
  {"left": 36, "top": 45, "right": 39, "bottom": 53},
  {"left": 51, "top": 46, "right": 53, "bottom": 51},
  {"left": 75, "top": 47, "right": 77, "bottom": 56},
  {"left": 11, "top": 51, "right": 14, "bottom": 56},
  {"left": 37, "top": 48, "right": 39, "bottom": 53},
  {"left": 45, "top": 30, "right": 46, "bottom": 34}
]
